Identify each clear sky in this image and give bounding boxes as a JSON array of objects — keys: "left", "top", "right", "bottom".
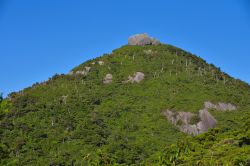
[{"left": 0, "top": 0, "right": 250, "bottom": 97}]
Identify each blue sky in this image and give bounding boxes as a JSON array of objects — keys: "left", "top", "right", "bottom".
[{"left": 0, "top": 0, "right": 250, "bottom": 97}]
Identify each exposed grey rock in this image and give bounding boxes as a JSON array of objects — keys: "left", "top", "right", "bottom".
[
  {"left": 197, "top": 109, "right": 217, "bottom": 133},
  {"left": 178, "top": 112, "right": 195, "bottom": 125},
  {"left": 133, "top": 72, "right": 145, "bottom": 83},
  {"left": 217, "top": 102, "right": 237, "bottom": 111},
  {"left": 204, "top": 101, "right": 237, "bottom": 111},
  {"left": 73, "top": 66, "right": 91, "bottom": 76},
  {"left": 124, "top": 72, "right": 145, "bottom": 83},
  {"left": 204, "top": 101, "right": 215, "bottom": 109},
  {"left": 98, "top": 61, "right": 104, "bottom": 65},
  {"left": 163, "top": 108, "right": 217, "bottom": 136},
  {"left": 75, "top": 70, "right": 87, "bottom": 76},
  {"left": 163, "top": 110, "right": 194, "bottom": 125},
  {"left": 128, "top": 34, "right": 161, "bottom": 46},
  {"left": 180, "top": 124, "right": 199, "bottom": 136},
  {"left": 162, "top": 110, "right": 199, "bottom": 135},
  {"left": 103, "top": 74, "right": 113, "bottom": 84},
  {"left": 85, "top": 66, "right": 91, "bottom": 72}
]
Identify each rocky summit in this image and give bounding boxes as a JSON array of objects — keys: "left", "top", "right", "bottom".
[
  {"left": 1, "top": 34, "right": 250, "bottom": 165},
  {"left": 128, "top": 33, "right": 160, "bottom": 46}
]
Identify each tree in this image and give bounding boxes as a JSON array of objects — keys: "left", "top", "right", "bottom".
[
  {"left": 0, "top": 92, "right": 3, "bottom": 103},
  {"left": 0, "top": 93, "right": 11, "bottom": 118}
]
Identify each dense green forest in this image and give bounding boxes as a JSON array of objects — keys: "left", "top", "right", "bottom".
[{"left": 1, "top": 44, "right": 250, "bottom": 165}]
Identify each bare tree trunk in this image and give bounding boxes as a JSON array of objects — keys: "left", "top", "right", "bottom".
[
  {"left": 153, "top": 72, "right": 157, "bottom": 78},
  {"left": 171, "top": 59, "right": 174, "bottom": 65},
  {"left": 185, "top": 59, "right": 188, "bottom": 72}
]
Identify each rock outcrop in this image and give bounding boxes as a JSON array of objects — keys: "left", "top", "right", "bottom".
[
  {"left": 162, "top": 101, "right": 236, "bottom": 135},
  {"left": 204, "top": 101, "right": 237, "bottom": 111},
  {"left": 128, "top": 34, "right": 160, "bottom": 46},
  {"left": 197, "top": 109, "right": 217, "bottom": 133},
  {"left": 163, "top": 110, "right": 195, "bottom": 125},
  {"left": 85, "top": 67, "right": 91, "bottom": 72},
  {"left": 124, "top": 72, "right": 145, "bottom": 83},
  {"left": 69, "top": 66, "right": 91, "bottom": 76},
  {"left": 163, "top": 108, "right": 217, "bottom": 136},
  {"left": 163, "top": 110, "right": 199, "bottom": 135},
  {"left": 98, "top": 61, "right": 104, "bottom": 65},
  {"left": 75, "top": 70, "right": 87, "bottom": 75},
  {"left": 91, "top": 61, "right": 104, "bottom": 65},
  {"left": 103, "top": 74, "right": 113, "bottom": 84}
]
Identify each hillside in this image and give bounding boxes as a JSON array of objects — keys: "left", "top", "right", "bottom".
[{"left": 1, "top": 35, "right": 250, "bottom": 165}]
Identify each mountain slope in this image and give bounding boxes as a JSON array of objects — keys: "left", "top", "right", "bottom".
[{"left": 1, "top": 41, "right": 250, "bottom": 165}]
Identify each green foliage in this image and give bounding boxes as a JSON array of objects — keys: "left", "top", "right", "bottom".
[
  {"left": 0, "top": 45, "right": 250, "bottom": 165},
  {"left": 158, "top": 120, "right": 250, "bottom": 165},
  {"left": 190, "top": 114, "right": 200, "bottom": 125},
  {"left": 0, "top": 95, "right": 12, "bottom": 118}
]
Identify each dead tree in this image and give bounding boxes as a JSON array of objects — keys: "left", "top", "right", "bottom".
[
  {"left": 185, "top": 59, "right": 188, "bottom": 72},
  {"left": 171, "top": 59, "right": 175, "bottom": 65}
]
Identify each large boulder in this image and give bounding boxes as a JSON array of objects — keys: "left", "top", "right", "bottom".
[
  {"left": 124, "top": 72, "right": 145, "bottom": 83},
  {"left": 68, "top": 66, "right": 91, "bottom": 76},
  {"left": 103, "top": 74, "right": 113, "bottom": 84},
  {"left": 128, "top": 34, "right": 160, "bottom": 46}
]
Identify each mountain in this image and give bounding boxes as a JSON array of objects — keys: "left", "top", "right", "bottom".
[{"left": 1, "top": 34, "right": 250, "bottom": 165}]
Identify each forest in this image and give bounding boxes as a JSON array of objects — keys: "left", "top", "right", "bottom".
[{"left": 1, "top": 44, "right": 250, "bottom": 165}]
